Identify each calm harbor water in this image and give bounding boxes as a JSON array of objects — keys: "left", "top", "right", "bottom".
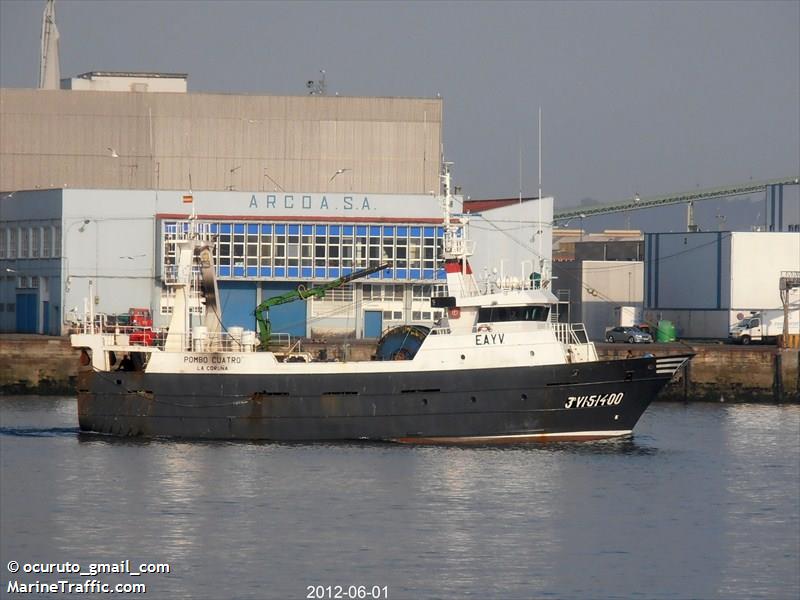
[{"left": 1, "top": 397, "right": 798, "bottom": 600}]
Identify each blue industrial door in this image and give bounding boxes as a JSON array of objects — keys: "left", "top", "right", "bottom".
[
  {"left": 364, "top": 310, "right": 383, "bottom": 338},
  {"left": 260, "top": 282, "right": 307, "bottom": 338},
  {"left": 15, "top": 293, "right": 38, "bottom": 333},
  {"left": 217, "top": 281, "right": 257, "bottom": 331}
]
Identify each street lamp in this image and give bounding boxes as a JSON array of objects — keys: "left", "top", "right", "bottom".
[
  {"left": 226, "top": 165, "right": 241, "bottom": 191},
  {"left": 263, "top": 169, "right": 285, "bottom": 192},
  {"left": 330, "top": 168, "right": 351, "bottom": 182},
  {"left": 63, "top": 218, "right": 94, "bottom": 331}
]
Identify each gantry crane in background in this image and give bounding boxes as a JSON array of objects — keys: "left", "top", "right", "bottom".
[{"left": 554, "top": 176, "right": 800, "bottom": 232}]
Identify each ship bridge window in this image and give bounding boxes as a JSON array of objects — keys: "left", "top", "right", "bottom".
[{"left": 477, "top": 305, "right": 550, "bottom": 323}]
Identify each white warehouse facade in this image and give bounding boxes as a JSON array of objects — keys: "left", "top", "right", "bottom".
[
  {"left": 1, "top": 188, "right": 553, "bottom": 338},
  {"left": 643, "top": 231, "right": 800, "bottom": 338}
]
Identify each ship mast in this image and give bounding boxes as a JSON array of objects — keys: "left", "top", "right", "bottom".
[{"left": 440, "top": 163, "right": 478, "bottom": 300}]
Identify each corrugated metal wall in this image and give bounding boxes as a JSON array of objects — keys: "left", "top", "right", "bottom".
[{"left": 0, "top": 89, "right": 442, "bottom": 194}]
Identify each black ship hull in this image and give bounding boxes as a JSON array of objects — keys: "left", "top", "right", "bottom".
[{"left": 76, "top": 355, "right": 689, "bottom": 442}]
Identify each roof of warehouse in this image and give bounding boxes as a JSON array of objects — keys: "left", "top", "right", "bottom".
[
  {"left": 464, "top": 197, "right": 539, "bottom": 213},
  {"left": 73, "top": 71, "right": 188, "bottom": 79}
]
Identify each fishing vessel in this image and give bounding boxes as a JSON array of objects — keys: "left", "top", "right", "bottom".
[{"left": 70, "top": 166, "right": 691, "bottom": 442}]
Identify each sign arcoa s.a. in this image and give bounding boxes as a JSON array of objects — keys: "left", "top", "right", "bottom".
[{"left": 249, "top": 194, "right": 374, "bottom": 211}]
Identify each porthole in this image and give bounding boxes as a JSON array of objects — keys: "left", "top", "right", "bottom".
[
  {"left": 521, "top": 393, "right": 528, "bottom": 400},
  {"left": 460, "top": 354, "right": 466, "bottom": 360}
]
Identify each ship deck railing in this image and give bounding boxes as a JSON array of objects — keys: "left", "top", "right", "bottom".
[
  {"left": 189, "top": 330, "right": 259, "bottom": 353},
  {"left": 162, "top": 265, "right": 205, "bottom": 286},
  {"left": 68, "top": 316, "right": 160, "bottom": 344},
  {"left": 550, "top": 322, "right": 591, "bottom": 346},
  {"left": 268, "top": 332, "right": 293, "bottom": 349},
  {"left": 163, "top": 222, "right": 216, "bottom": 243}
]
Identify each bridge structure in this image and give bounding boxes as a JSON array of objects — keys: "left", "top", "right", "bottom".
[{"left": 553, "top": 176, "right": 800, "bottom": 232}]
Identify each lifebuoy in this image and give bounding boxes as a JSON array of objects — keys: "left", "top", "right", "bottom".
[
  {"left": 449, "top": 307, "right": 461, "bottom": 319},
  {"left": 79, "top": 350, "right": 91, "bottom": 366}
]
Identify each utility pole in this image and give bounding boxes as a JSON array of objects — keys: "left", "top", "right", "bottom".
[{"left": 687, "top": 201, "right": 698, "bottom": 232}]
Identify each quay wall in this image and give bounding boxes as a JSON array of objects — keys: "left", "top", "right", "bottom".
[
  {"left": 0, "top": 335, "right": 79, "bottom": 395},
  {"left": 598, "top": 344, "right": 799, "bottom": 403},
  {"left": 1, "top": 336, "right": 798, "bottom": 402}
]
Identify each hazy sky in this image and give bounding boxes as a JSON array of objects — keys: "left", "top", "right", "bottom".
[{"left": 1, "top": 0, "right": 798, "bottom": 231}]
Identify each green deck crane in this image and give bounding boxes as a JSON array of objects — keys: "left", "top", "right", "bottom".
[{"left": 254, "top": 262, "right": 390, "bottom": 348}]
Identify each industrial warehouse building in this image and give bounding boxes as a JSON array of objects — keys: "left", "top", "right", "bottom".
[
  {"left": 551, "top": 232, "right": 645, "bottom": 340},
  {"left": 643, "top": 231, "right": 800, "bottom": 338},
  {"left": 0, "top": 73, "right": 443, "bottom": 194},
  {"left": 1, "top": 73, "right": 551, "bottom": 337}
]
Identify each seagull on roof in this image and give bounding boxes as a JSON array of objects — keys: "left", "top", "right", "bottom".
[
  {"left": 330, "top": 168, "right": 350, "bottom": 181},
  {"left": 107, "top": 147, "right": 119, "bottom": 158}
]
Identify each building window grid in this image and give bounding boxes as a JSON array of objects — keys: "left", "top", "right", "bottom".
[
  {"left": 233, "top": 225, "right": 245, "bottom": 273},
  {"left": 0, "top": 223, "right": 59, "bottom": 260},
  {"left": 162, "top": 223, "right": 178, "bottom": 272},
  {"left": 161, "top": 221, "right": 445, "bottom": 282},
  {"left": 42, "top": 227, "right": 52, "bottom": 258},
  {"left": 363, "top": 284, "right": 404, "bottom": 301},
  {"left": 245, "top": 225, "right": 259, "bottom": 275},
  {"left": 8, "top": 229, "right": 18, "bottom": 259},
  {"left": 274, "top": 228, "right": 286, "bottom": 271},
  {"left": 287, "top": 228, "right": 299, "bottom": 270},
  {"left": 301, "top": 229, "right": 312, "bottom": 273},
  {"left": 31, "top": 228, "right": 41, "bottom": 258},
  {"left": 19, "top": 228, "right": 29, "bottom": 259},
  {"left": 260, "top": 225, "right": 273, "bottom": 274},
  {"left": 312, "top": 285, "right": 354, "bottom": 303},
  {"left": 54, "top": 226, "right": 61, "bottom": 258}
]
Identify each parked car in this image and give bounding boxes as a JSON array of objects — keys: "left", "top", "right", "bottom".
[{"left": 605, "top": 326, "right": 653, "bottom": 343}]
